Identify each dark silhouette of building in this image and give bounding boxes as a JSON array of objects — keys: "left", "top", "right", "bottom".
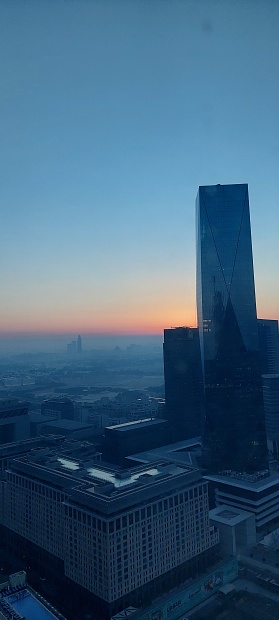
[
  {"left": 163, "top": 327, "right": 204, "bottom": 441},
  {"left": 196, "top": 183, "right": 267, "bottom": 473},
  {"left": 41, "top": 397, "right": 75, "bottom": 420},
  {"left": 258, "top": 319, "right": 279, "bottom": 374},
  {"left": 103, "top": 418, "right": 169, "bottom": 464},
  {"left": 0, "top": 399, "right": 30, "bottom": 444},
  {"left": 77, "top": 334, "right": 82, "bottom": 353}
]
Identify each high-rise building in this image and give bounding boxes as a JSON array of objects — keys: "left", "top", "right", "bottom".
[
  {"left": 258, "top": 319, "right": 279, "bottom": 374},
  {"left": 196, "top": 183, "right": 267, "bottom": 473},
  {"left": 77, "top": 334, "right": 82, "bottom": 353},
  {"left": 163, "top": 327, "right": 204, "bottom": 441}
]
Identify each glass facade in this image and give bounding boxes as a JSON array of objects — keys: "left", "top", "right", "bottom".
[
  {"left": 196, "top": 184, "right": 268, "bottom": 473},
  {"left": 163, "top": 327, "right": 204, "bottom": 441}
]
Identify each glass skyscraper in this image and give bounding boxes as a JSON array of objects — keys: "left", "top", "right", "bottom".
[{"left": 196, "top": 184, "right": 268, "bottom": 473}]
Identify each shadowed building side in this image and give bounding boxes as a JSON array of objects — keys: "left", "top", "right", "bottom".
[{"left": 163, "top": 327, "right": 205, "bottom": 442}]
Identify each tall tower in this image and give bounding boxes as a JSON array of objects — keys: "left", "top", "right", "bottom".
[
  {"left": 196, "top": 184, "right": 267, "bottom": 473},
  {"left": 258, "top": 319, "right": 279, "bottom": 374},
  {"left": 163, "top": 327, "right": 204, "bottom": 441},
  {"left": 77, "top": 334, "right": 82, "bottom": 353}
]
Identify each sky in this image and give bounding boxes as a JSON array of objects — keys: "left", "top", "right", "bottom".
[{"left": 0, "top": 0, "right": 279, "bottom": 344}]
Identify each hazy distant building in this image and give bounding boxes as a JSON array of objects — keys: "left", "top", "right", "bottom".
[
  {"left": 77, "top": 334, "right": 82, "bottom": 353},
  {"left": 0, "top": 399, "right": 30, "bottom": 444},
  {"left": 41, "top": 397, "right": 75, "bottom": 420},
  {"left": 163, "top": 327, "right": 204, "bottom": 442},
  {"left": 0, "top": 447, "right": 219, "bottom": 619},
  {"left": 262, "top": 374, "right": 279, "bottom": 458},
  {"left": 67, "top": 340, "right": 77, "bottom": 354},
  {"left": 258, "top": 319, "right": 279, "bottom": 374},
  {"left": 196, "top": 183, "right": 267, "bottom": 473}
]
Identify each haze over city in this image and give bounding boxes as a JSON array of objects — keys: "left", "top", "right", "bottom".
[
  {"left": 2, "top": 4, "right": 279, "bottom": 620},
  {"left": 1, "top": 0, "right": 278, "bottom": 352}
]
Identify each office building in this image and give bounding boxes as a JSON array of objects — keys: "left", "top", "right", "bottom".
[
  {"left": 163, "top": 327, "right": 204, "bottom": 441},
  {"left": 0, "top": 446, "right": 219, "bottom": 619},
  {"left": 205, "top": 470, "right": 279, "bottom": 530},
  {"left": 258, "top": 319, "right": 279, "bottom": 374},
  {"left": 262, "top": 374, "right": 279, "bottom": 458},
  {"left": 0, "top": 399, "right": 30, "bottom": 445},
  {"left": 209, "top": 506, "right": 256, "bottom": 556},
  {"left": 103, "top": 418, "right": 170, "bottom": 465},
  {"left": 41, "top": 397, "right": 76, "bottom": 421},
  {"left": 196, "top": 183, "right": 267, "bottom": 473}
]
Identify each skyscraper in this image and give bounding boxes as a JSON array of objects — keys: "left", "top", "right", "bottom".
[
  {"left": 258, "top": 319, "right": 279, "bottom": 374},
  {"left": 163, "top": 327, "right": 204, "bottom": 441},
  {"left": 196, "top": 184, "right": 267, "bottom": 473},
  {"left": 77, "top": 334, "right": 82, "bottom": 353}
]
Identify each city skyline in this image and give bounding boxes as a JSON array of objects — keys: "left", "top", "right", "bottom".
[{"left": 1, "top": 1, "right": 279, "bottom": 337}]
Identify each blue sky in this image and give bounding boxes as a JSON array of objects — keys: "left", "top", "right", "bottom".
[{"left": 0, "top": 0, "right": 278, "bottom": 337}]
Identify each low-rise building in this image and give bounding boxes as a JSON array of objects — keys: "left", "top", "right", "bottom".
[
  {"left": 0, "top": 399, "right": 30, "bottom": 444},
  {"left": 0, "top": 445, "right": 219, "bottom": 619},
  {"left": 205, "top": 470, "right": 279, "bottom": 530}
]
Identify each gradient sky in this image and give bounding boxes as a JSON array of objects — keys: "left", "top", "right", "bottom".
[{"left": 0, "top": 0, "right": 279, "bottom": 338}]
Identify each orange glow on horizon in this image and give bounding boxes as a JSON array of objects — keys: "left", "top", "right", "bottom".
[{"left": 0, "top": 310, "right": 198, "bottom": 336}]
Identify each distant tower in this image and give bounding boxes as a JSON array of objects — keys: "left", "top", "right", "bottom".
[
  {"left": 77, "top": 334, "right": 82, "bottom": 353},
  {"left": 67, "top": 340, "right": 76, "bottom": 354},
  {"left": 258, "top": 319, "right": 279, "bottom": 374},
  {"left": 196, "top": 183, "right": 267, "bottom": 473},
  {"left": 163, "top": 327, "right": 204, "bottom": 441}
]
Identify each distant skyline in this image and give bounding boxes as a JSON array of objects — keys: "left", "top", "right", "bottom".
[{"left": 1, "top": 1, "right": 279, "bottom": 337}]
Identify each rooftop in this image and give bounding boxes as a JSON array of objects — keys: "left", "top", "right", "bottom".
[
  {"left": 9, "top": 443, "right": 201, "bottom": 513},
  {"left": 209, "top": 506, "right": 255, "bottom": 526},
  {"left": 126, "top": 437, "right": 201, "bottom": 467},
  {"left": 107, "top": 417, "right": 168, "bottom": 431},
  {"left": 205, "top": 472, "right": 279, "bottom": 493}
]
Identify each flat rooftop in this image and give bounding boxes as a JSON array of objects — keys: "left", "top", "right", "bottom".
[
  {"left": 9, "top": 443, "right": 201, "bottom": 513},
  {"left": 126, "top": 437, "right": 201, "bottom": 466},
  {"left": 106, "top": 418, "right": 168, "bottom": 431},
  {"left": 209, "top": 506, "right": 254, "bottom": 526},
  {"left": 205, "top": 472, "right": 279, "bottom": 493}
]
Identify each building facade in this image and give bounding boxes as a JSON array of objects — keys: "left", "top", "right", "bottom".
[
  {"left": 0, "top": 399, "right": 30, "bottom": 445},
  {"left": 0, "top": 445, "right": 219, "bottom": 618},
  {"left": 163, "top": 327, "right": 204, "bottom": 442},
  {"left": 262, "top": 374, "right": 279, "bottom": 458},
  {"left": 205, "top": 470, "right": 279, "bottom": 530},
  {"left": 258, "top": 319, "right": 279, "bottom": 375},
  {"left": 103, "top": 418, "right": 170, "bottom": 465},
  {"left": 196, "top": 183, "right": 267, "bottom": 473},
  {"left": 41, "top": 397, "right": 76, "bottom": 420}
]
